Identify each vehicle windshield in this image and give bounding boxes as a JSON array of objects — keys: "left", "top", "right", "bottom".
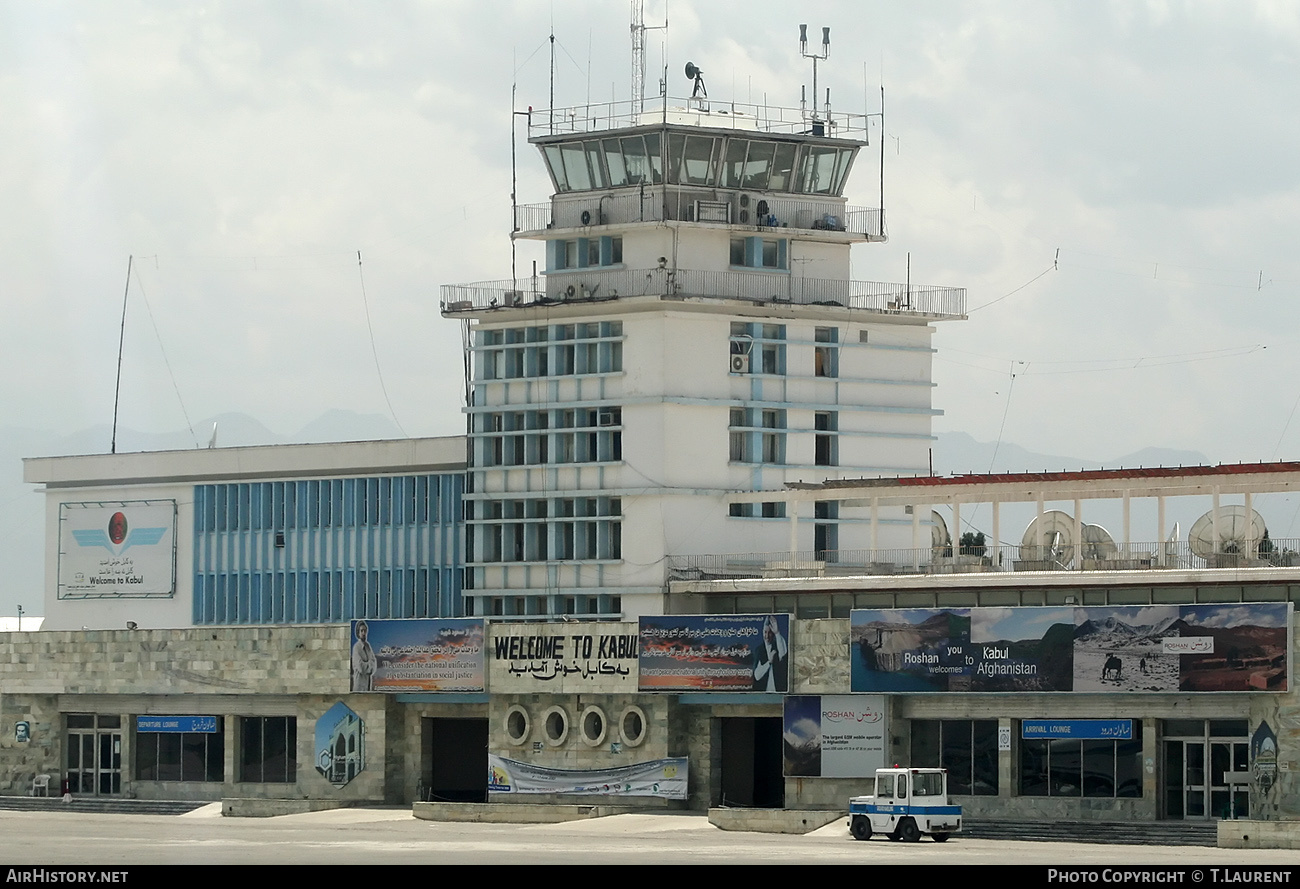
[{"left": 912, "top": 772, "right": 944, "bottom": 797}]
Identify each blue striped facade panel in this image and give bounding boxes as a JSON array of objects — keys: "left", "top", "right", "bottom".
[{"left": 193, "top": 473, "right": 464, "bottom": 624}]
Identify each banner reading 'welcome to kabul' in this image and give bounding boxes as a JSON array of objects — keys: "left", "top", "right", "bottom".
[
  {"left": 850, "top": 603, "right": 1290, "bottom": 694},
  {"left": 638, "top": 614, "right": 791, "bottom": 692}
]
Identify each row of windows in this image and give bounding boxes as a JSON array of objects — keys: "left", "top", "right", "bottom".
[
  {"left": 101, "top": 716, "right": 293, "bottom": 785},
  {"left": 195, "top": 568, "right": 445, "bottom": 624},
  {"left": 467, "top": 594, "right": 622, "bottom": 617},
  {"left": 474, "top": 408, "right": 622, "bottom": 467},
  {"left": 195, "top": 476, "right": 457, "bottom": 533},
  {"left": 467, "top": 497, "right": 622, "bottom": 564},
  {"left": 468, "top": 519, "right": 622, "bottom": 563},
  {"left": 727, "top": 408, "right": 838, "bottom": 466},
  {"left": 910, "top": 718, "right": 1143, "bottom": 799},
  {"left": 729, "top": 407, "right": 785, "bottom": 464},
  {"left": 479, "top": 338, "right": 622, "bottom": 380},
  {"left": 541, "top": 132, "right": 855, "bottom": 196},
  {"left": 135, "top": 722, "right": 225, "bottom": 783},
  {"left": 481, "top": 322, "right": 623, "bottom": 345},
  {"left": 730, "top": 323, "right": 839, "bottom": 377},
  {"left": 548, "top": 236, "right": 623, "bottom": 270}
]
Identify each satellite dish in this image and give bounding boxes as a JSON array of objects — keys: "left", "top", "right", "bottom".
[
  {"left": 684, "top": 61, "right": 699, "bottom": 79},
  {"left": 1019, "top": 510, "right": 1075, "bottom": 566},
  {"left": 1080, "top": 522, "right": 1117, "bottom": 561},
  {"left": 1187, "top": 506, "right": 1266, "bottom": 560},
  {"left": 930, "top": 510, "right": 950, "bottom": 552}
]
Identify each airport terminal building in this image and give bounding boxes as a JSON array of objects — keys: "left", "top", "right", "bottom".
[{"left": 4, "top": 81, "right": 1298, "bottom": 827}]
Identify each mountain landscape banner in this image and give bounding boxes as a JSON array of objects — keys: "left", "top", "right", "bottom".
[{"left": 850, "top": 603, "right": 1290, "bottom": 694}]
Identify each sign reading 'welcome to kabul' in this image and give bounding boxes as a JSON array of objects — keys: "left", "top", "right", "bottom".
[{"left": 850, "top": 603, "right": 1290, "bottom": 694}]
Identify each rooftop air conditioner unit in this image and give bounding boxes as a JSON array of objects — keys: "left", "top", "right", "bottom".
[
  {"left": 503, "top": 290, "right": 523, "bottom": 306},
  {"left": 445, "top": 300, "right": 472, "bottom": 312},
  {"left": 730, "top": 353, "right": 750, "bottom": 374}
]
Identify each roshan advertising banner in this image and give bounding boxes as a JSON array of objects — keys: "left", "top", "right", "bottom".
[
  {"left": 784, "top": 694, "right": 887, "bottom": 778},
  {"left": 851, "top": 603, "right": 1290, "bottom": 694}
]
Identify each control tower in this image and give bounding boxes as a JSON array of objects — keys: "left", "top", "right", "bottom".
[{"left": 442, "top": 45, "right": 966, "bottom": 620}]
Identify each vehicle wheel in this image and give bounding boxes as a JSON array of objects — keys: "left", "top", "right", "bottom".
[
  {"left": 898, "top": 818, "right": 921, "bottom": 843},
  {"left": 931, "top": 832, "right": 950, "bottom": 843},
  {"left": 850, "top": 816, "right": 872, "bottom": 841},
  {"left": 887, "top": 828, "right": 902, "bottom": 842}
]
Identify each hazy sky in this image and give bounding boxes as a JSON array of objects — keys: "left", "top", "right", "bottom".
[{"left": 6, "top": 0, "right": 1300, "bottom": 460}]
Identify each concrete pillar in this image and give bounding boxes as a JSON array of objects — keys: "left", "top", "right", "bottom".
[
  {"left": 992, "top": 500, "right": 1001, "bottom": 570},
  {"left": 1245, "top": 491, "right": 1255, "bottom": 558},
  {"left": 1073, "top": 497, "right": 1083, "bottom": 571},
  {"left": 1212, "top": 487, "right": 1221, "bottom": 556},
  {"left": 1158, "top": 495, "right": 1167, "bottom": 567},
  {"left": 788, "top": 500, "right": 799, "bottom": 558},
  {"left": 1122, "top": 489, "right": 1131, "bottom": 556},
  {"left": 911, "top": 506, "right": 921, "bottom": 572},
  {"left": 870, "top": 497, "right": 879, "bottom": 564}
]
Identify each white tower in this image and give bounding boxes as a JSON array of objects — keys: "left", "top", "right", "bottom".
[{"left": 442, "top": 55, "right": 966, "bottom": 620}]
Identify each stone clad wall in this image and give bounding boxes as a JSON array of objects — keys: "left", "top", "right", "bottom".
[{"left": 0, "top": 626, "right": 348, "bottom": 696}]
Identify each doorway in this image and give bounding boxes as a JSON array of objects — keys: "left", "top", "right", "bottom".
[
  {"left": 1161, "top": 719, "right": 1249, "bottom": 819},
  {"left": 718, "top": 717, "right": 784, "bottom": 808},
  {"left": 422, "top": 718, "right": 487, "bottom": 802},
  {"left": 65, "top": 714, "right": 122, "bottom": 796}
]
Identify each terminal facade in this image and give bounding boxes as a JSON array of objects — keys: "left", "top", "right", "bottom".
[{"left": 4, "top": 72, "right": 1297, "bottom": 825}]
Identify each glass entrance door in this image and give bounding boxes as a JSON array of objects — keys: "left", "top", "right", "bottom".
[
  {"left": 65, "top": 715, "right": 122, "bottom": 796},
  {"left": 1161, "top": 719, "right": 1249, "bottom": 820}
]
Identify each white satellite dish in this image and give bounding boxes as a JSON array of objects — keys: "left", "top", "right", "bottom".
[
  {"left": 1188, "top": 506, "right": 1266, "bottom": 560},
  {"left": 1080, "top": 522, "right": 1118, "bottom": 560},
  {"left": 930, "top": 510, "right": 950, "bottom": 552},
  {"left": 1019, "top": 510, "right": 1075, "bottom": 566}
]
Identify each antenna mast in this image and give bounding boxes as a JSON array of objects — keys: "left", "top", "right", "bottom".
[
  {"left": 110, "top": 255, "right": 132, "bottom": 455},
  {"left": 630, "top": 1, "right": 667, "bottom": 114},
  {"left": 799, "top": 24, "right": 831, "bottom": 133}
]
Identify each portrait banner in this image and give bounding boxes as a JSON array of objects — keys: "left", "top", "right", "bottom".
[
  {"left": 638, "top": 614, "right": 791, "bottom": 692},
  {"left": 350, "top": 618, "right": 485, "bottom": 692}
]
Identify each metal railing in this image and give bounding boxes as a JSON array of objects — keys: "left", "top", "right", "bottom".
[
  {"left": 442, "top": 268, "right": 966, "bottom": 318},
  {"left": 514, "top": 194, "right": 885, "bottom": 240},
  {"left": 666, "top": 539, "right": 1300, "bottom": 581},
  {"left": 527, "top": 97, "right": 873, "bottom": 140}
]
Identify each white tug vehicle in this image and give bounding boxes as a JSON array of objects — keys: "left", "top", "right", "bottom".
[{"left": 848, "top": 767, "right": 963, "bottom": 842}]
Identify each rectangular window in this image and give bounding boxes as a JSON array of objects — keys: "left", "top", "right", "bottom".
[
  {"left": 815, "top": 411, "right": 837, "bottom": 467},
  {"left": 814, "top": 327, "right": 838, "bottom": 377},
  {"left": 135, "top": 723, "right": 225, "bottom": 783},
  {"left": 239, "top": 716, "right": 297, "bottom": 783},
  {"left": 910, "top": 719, "right": 999, "bottom": 795},
  {"left": 1019, "top": 721, "right": 1142, "bottom": 798},
  {"left": 729, "top": 237, "right": 788, "bottom": 270}
]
